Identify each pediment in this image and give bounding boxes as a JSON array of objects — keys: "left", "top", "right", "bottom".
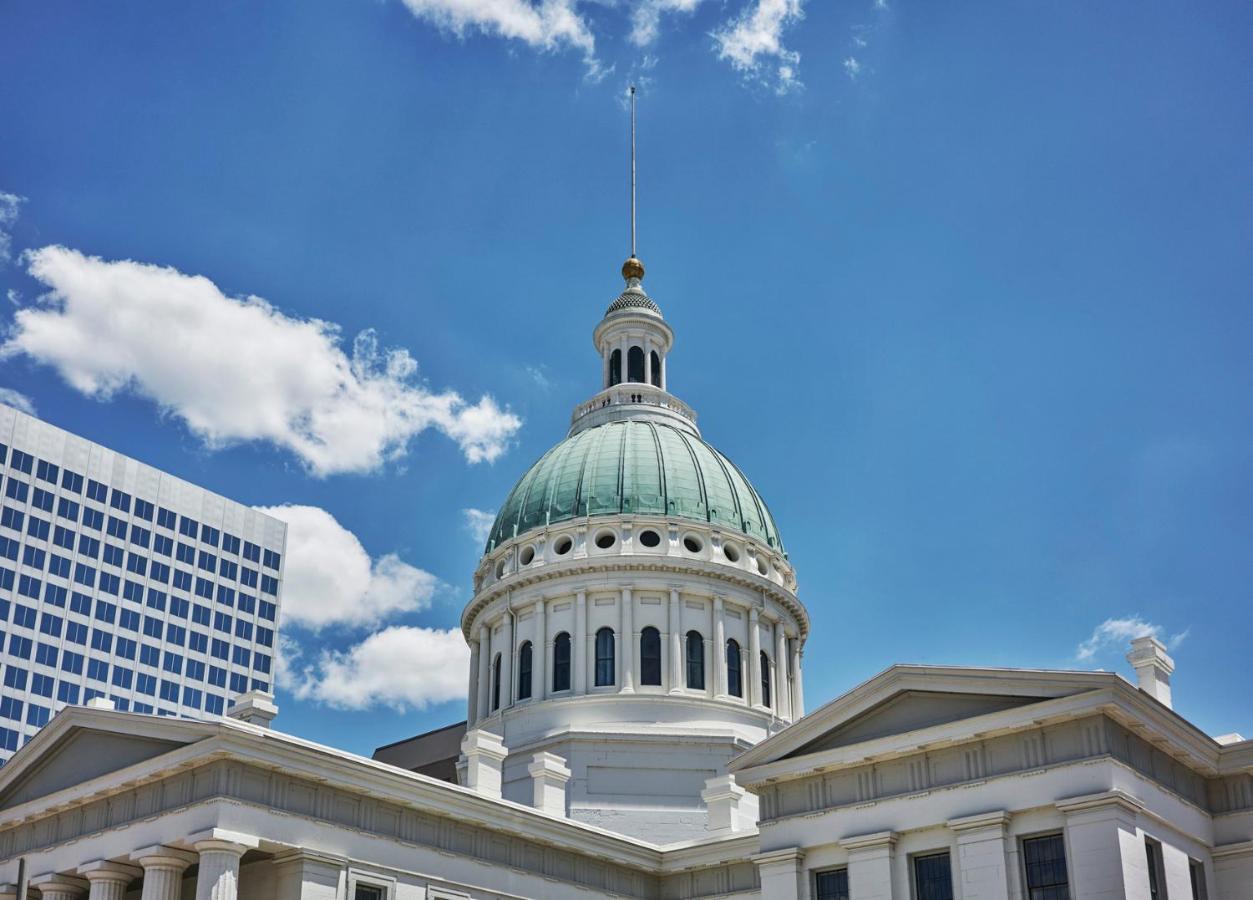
[
  {"left": 783, "top": 690, "right": 1040, "bottom": 758},
  {"left": 0, "top": 723, "right": 194, "bottom": 810}
]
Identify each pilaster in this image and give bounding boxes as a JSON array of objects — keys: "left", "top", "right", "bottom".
[
  {"left": 752, "top": 847, "right": 806, "bottom": 900},
  {"left": 842, "top": 831, "right": 898, "bottom": 900},
  {"left": 1056, "top": 790, "right": 1150, "bottom": 899},
  {"left": 948, "top": 811, "right": 1012, "bottom": 900}
]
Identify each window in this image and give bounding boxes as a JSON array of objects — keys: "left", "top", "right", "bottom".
[
  {"left": 201, "top": 524, "right": 220, "bottom": 546},
  {"left": 82, "top": 507, "right": 103, "bottom": 531},
  {"left": 595, "top": 627, "right": 615, "bottom": 686},
  {"left": 57, "top": 497, "right": 79, "bottom": 521},
  {"left": 16, "top": 571, "right": 41, "bottom": 599},
  {"left": 86, "top": 479, "right": 107, "bottom": 502},
  {"left": 134, "top": 498, "right": 154, "bottom": 521},
  {"left": 5, "top": 478, "right": 27, "bottom": 502},
  {"left": 354, "top": 884, "right": 386, "bottom": 900},
  {"left": 727, "top": 639, "right": 743, "bottom": 698},
  {"left": 31, "top": 487, "right": 54, "bottom": 512},
  {"left": 1022, "top": 834, "right": 1069, "bottom": 900},
  {"left": 61, "top": 469, "right": 84, "bottom": 493},
  {"left": 553, "top": 632, "right": 571, "bottom": 692},
  {"left": 222, "top": 533, "right": 240, "bottom": 555},
  {"left": 913, "top": 852, "right": 953, "bottom": 900},
  {"left": 491, "top": 653, "right": 502, "bottom": 711},
  {"left": 1146, "top": 840, "right": 1165, "bottom": 900},
  {"left": 760, "top": 651, "right": 772, "bottom": 708},
  {"left": 686, "top": 630, "right": 705, "bottom": 690},
  {"left": 627, "top": 345, "right": 645, "bottom": 382},
  {"left": 109, "top": 489, "right": 131, "bottom": 512},
  {"left": 640, "top": 626, "right": 661, "bottom": 685},
  {"left": 609, "top": 348, "right": 622, "bottom": 386},
  {"left": 26, "top": 515, "right": 48, "bottom": 540},
  {"left": 130, "top": 524, "right": 151, "bottom": 547},
  {"left": 9, "top": 450, "right": 33, "bottom": 474},
  {"left": 179, "top": 516, "right": 199, "bottom": 538},
  {"left": 0, "top": 506, "right": 22, "bottom": 531},
  {"left": 263, "top": 548, "right": 281, "bottom": 570},
  {"left": 518, "top": 641, "right": 533, "bottom": 700},
  {"left": 815, "top": 869, "right": 849, "bottom": 900},
  {"left": 650, "top": 350, "right": 662, "bottom": 387},
  {"left": 1190, "top": 858, "right": 1208, "bottom": 900},
  {"left": 157, "top": 507, "right": 176, "bottom": 529}
]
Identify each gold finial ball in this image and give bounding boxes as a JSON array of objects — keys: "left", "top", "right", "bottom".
[{"left": 622, "top": 256, "right": 645, "bottom": 280}]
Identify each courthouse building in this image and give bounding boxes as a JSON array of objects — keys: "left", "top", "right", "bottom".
[
  {"left": 0, "top": 406, "right": 286, "bottom": 761},
  {"left": 0, "top": 255, "right": 1249, "bottom": 899}
]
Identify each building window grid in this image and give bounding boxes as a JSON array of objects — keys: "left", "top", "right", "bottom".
[
  {"left": 0, "top": 447, "right": 284, "bottom": 745},
  {"left": 1021, "top": 833, "right": 1069, "bottom": 900},
  {"left": 913, "top": 852, "right": 954, "bottom": 900},
  {"left": 814, "top": 869, "right": 849, "bottom": 900}
]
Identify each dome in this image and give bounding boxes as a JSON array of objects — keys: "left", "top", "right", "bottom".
[
  {"left": 605, "top": 284, "right": 662, "bottom": 316},
  {"left": 486, "top": 419, "right": 783, "bottom": 553}
]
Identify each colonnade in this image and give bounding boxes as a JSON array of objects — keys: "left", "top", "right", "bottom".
[
  {"left": 601, "top": 334, "right": 667, "bottom": 390},
  {"left": 20, "top": 832, "right": 257, "bottom": 900},
  {"left": 467, "top": 588, "right": 804, "bottom": 725}
]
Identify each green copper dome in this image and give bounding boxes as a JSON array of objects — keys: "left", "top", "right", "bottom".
[{"left": 486, "top": 420, "right": 783, "bottom": 553}]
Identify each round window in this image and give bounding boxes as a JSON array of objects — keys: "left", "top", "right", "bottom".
[
  {"left": 495, "top": 559, "right": 507, "bottom": 579},
  {"left": 553, "top": 536, "right": 573, "bottom": 556},
  {"left": 682, "top": 534, "right": 703, "bottom": 554},
  {"left": 755, "top": 555, "right": 769, "bottom": 576},
  {"left": 595, "top": 530, "right": 617, "bottom": 550},
  {"left": 519, "top": 546, "right": 535, "bottom": 566},
  {"left": 722, "top": 543, "right": 741, "bottom": 563},
  {"left": 638, "top": 529, "right": 661, "bottom": 548}
]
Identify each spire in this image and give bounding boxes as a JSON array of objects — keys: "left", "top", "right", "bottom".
[{"left": 622, "top": 85, "right": 645, "bottom": 286}]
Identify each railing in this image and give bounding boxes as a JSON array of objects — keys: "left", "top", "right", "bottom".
[{"left": 569, "top": 384, "right": 698, "bottom": 430}]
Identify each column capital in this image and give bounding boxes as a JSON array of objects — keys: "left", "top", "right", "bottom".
[
  {"left": 1055, "top": 789, "right": 1144, "bottom": 820},
  {"left": 77, "top": 861, "right": 141, "bottom": 884},
  {"left": 186, "top": 828, "right": 260, "bottom": 855},
  {"left": 30, "top": 874, "right": 89, "bottom": 896},
  {"left": 947, "top": 810, "right": 1011, "bottom": 834},
  {"left": 750, "top": 846, "right": 806, "bottom": 867},
  {"left": 841, "top": 830, "right": 898, "bottom": 853},
  {"left": 130, "top": 846, "right": 198, "bottom": 870}
]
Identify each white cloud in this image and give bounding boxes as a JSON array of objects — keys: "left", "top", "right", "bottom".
[
  {"left": 255, "top": 504, "right": 440, "bottom": 631},
  {"left": 714, "top": 0, "right": 805, "bottom": 93},
  {"left": 399, "top": 0, "right": 601, "bottom": 76},
  {"left": 0, "top": 192, "right": 23, "bottom": 267},
  {"left": 0, "top": 387, "right": 35, "bottom": 416},
  {"left": 462, "top": 507, "right": 496, "bottom": 545},
  {"left": 843, "top": 56, "right": 862, "bottom": 79},
  {"left": 291, "top": 625, "right": 470, "bottom": 712},
  {"left": 1075, "top": 615, "right": 1190, "bottom": 662},
  {"left": 3, "top": 246, "right": 521, "bottom": 475},
  {"left": 630, "top": 0, "right": 705, "bottom": 46}
]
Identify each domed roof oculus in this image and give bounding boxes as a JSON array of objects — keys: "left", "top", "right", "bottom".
[{"left": 486, "top": 419, "right": 783, "bottom": 554}]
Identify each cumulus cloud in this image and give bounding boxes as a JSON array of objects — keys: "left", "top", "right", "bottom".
[
  {"left": 290, "top": 625, "right": 470, "bottom": 712},
  {"left": 462, "top": 507, "right": 496, "bottom": 545},
  {"left": 256, "top": 504, "right": 440, "bottom": 630},
  {"left": 399, "top": 0, "right": 601, "bottom": 76},
  {"left": 1075, "top": 615, "right": 1190, "bottom": 662},
  {"left": 843, "top": 56, "right": 862, "bottom": 79},
  {"left": 0, "top": 192, "right": 23, "bottom": 267},
  {"left": 2, "top": 246, "right": 521, "bottom": 475},
  {"left": 630, "top": 0, "right": 705, "bottom": 46},
  {"left": 0, "top": 387, "right": 36, "bottom": 416},
  {"left": 714, "top": 0, "right": 805, "bottom": 93}
]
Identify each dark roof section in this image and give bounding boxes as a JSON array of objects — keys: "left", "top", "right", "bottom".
[{"left": 372, "top": 720, "right": 468, "bottom": 784}]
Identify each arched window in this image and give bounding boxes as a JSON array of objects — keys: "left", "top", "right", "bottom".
[
  {"left": 627, "top": 346, "right": 645, "bottom": 383},
  {"left": 595, "top": 627, "right": 615, "bottom": 687},
  {"left": 553, "top": 632, "right": 571, "bottom": 692},
  {"left": 650, "top": 350, "right": 662, "bottom": 387},
  {"left": 726, "top": 639, "right": 743, "bottom": 698},
  {"left": 686, "top": 630, "right": 705, "bottom": 690},
  {"left": 491, "top": 653, "right": 502, "bottom": 711},
  {"left": 518, "top": 641, "right": 533, "bottom": 700},
  {"left": 640, "top": 626, "right": 661, "bottom": 685},
  {"left": 760, "top": 651, "right": 772, "bottom": 709},
  {"left": 609, "top": 349, "right": 622, "bottom": 386}
]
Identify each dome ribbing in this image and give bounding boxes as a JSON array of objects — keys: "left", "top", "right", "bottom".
[{"left": 486, "top": 420, "right": 782, "bottom": 553}]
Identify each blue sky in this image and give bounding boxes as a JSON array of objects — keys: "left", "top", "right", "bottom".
[{"left": 0, "top": 0, "right": 1250, "bottom": 755}]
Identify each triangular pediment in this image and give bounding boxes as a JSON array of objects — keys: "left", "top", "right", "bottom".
[
  {"left": 784, "top": 690, "right": 1039, "bottom": 758},
  {"left": 0, "top": 710, "right": 212, "bottom": 810},
  {"left": 732, "top": 665, "right": 1122, "bottom": 772}
]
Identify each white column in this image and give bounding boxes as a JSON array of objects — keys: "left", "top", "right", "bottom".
[
  {"left": 948, "top": 812, "right": 1012, "bottom": 900},
  {"left": 191, "top": 832, "right": 258, "bottom": 900},
  {"left": 752, "top": 848, "right": 805, "bottom": 900},
  {"left": 713, "top": 595, "right": 726, "bottom": 698},
  {"left": 271, "top": 850, "right": 344, "bottom": 900},
  {"left": 500, "top": 612, "right": 514, "bottom": 709},
  {"left": 575, "top": 589, "right": 588, "bottom": 694},
  {"left": 29, "top": 875, "right": 87, "bottom": 900},
  {"left": 843, "top": 831, "right": 898, "bottom": 900},
  {"left": 460, "top": 729, "right": 507, "bottom": 798},
  {"left": 620, "top": 586, "right": 634, "bottom": 692},
  {"left": 475, "top": 624, "right": 490, "bottom": 722},
  {"left": 660, "top": 352, "right": 667, "bottom": 390},
  {"left": 602, "top": 344, "right": 610, "bottom": 388},
  {"left": 669, "top": 588, "right": 682, "bottom": 693},
  {"left": 467, "top": 639, "right": 480, "bottom": 722},
  {"left": 749, "top": 606, "right": 762, "bottom": 708},
  {"left": 533, "top": 598, "right": 546, "bottom": 701},
  {"left": 790, "top": 640, "right": 805, "bottom": 717},
  {"left": 1057, "top": 791, "right": 1151, "bottom": 898},
  {"left": 78, "top": 863, "right": 140, "bottom": 900},
  {"left": 774, "top": 621, "right": 791, "bottom": 720},
  {"left": 130, "top": 847, "right": 196, "bottom": 900}
]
